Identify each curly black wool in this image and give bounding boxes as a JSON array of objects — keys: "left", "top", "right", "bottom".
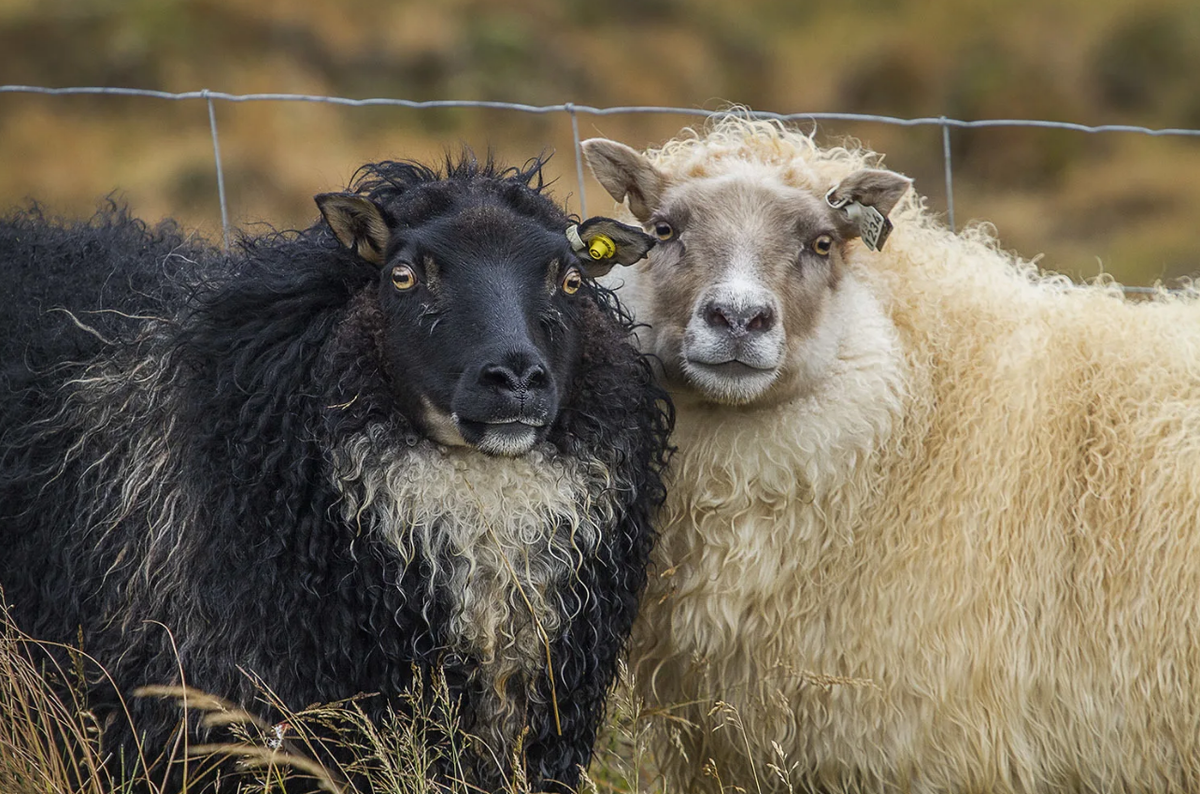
[{"left": 0, "top": 157, "right": 671, "bottom": 793}]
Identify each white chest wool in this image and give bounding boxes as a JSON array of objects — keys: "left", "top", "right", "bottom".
[
  {"left": 630, "top": 274, "right": 909, "bottom": 782},
  {"left": 331, "top": 423, "right": 617, "bottom": 752}
]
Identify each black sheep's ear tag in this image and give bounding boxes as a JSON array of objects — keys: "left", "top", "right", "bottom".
[
  {"left": 567, "top": 217, "right": 656, "bottom": 278},
  {"left": 315, "top": 192, "right": 390, "bottom": 265},
  {"left": 825, "top": 169, "right": 913, "bottom": 252}
]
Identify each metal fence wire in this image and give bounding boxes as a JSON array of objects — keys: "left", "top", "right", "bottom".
[{"left": 5, "top": 85, "right": 1200, "bottom": 293}]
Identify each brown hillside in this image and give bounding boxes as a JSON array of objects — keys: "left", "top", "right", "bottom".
[{"left": 1, "top": 0, "right": 1198, "bottom": 285}]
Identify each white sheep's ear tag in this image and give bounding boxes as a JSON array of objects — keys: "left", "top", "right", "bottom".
[{"left": 826, "top": 187, "right": 894, "bottom": 252}]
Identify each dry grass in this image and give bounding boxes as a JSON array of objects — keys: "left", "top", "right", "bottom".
[
  {"left": 583, "top": 667, "right": 671, "bottom": 794},
  {"left": 0, "top": 599, "right": 484, "bottom": 793},
  {"left": 587, "top": 669, "right": 817, "bottom": 794},
  {"left": 0, "top": 600, "right": 148, "bottom": 794},
  {"left": 1, "top": 599, "right": 691, "bottom": 794}
]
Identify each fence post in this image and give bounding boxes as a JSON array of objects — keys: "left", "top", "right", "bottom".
[
  {"left": 204, "top": 89, "right": 231, "bottom": 251},
  {"left": 941, "top": 117, "right": 955, "bottom": 233}
]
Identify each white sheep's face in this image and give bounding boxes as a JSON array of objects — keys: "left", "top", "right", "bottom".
[
  {"left": 637, "top": 168, "right": 835, "bottom": 405},
  {"left": 582, "top": 138, "right": 911, "bottom": 407}
]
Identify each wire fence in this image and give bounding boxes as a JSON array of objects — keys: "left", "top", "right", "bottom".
[{"left": 5, "top": 84, "right": 1200, "bottom": 293}]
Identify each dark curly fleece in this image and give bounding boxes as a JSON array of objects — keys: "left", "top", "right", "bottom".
[{"left": 0, "top": 157, "right": 671, "bottom": 793}]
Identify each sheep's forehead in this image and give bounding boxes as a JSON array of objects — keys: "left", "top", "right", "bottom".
[
  {"left": 418, "top": 203, "right": 565, "bottom": 272},
  {"left": 427, "top": 203, "right": 547, "bottom": 243},
  {"left": 661, "top": 168, "right": 833, "bottom": 268}
]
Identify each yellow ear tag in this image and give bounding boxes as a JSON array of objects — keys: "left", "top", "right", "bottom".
[{"left": 587, "top": 234, "right": 616, "bottom": 261}]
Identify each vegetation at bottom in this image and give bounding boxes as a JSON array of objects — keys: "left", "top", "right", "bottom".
[{"left": 0, "top": 600, "right": 684, "bottom": 794}]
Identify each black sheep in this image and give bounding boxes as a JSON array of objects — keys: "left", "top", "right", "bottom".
[{"left": 0, "top": 155, "right": 671, "bottom": 792}]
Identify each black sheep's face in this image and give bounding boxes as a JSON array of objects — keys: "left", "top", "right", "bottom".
[{"left": 317, "top": 189, "right": 653, "bottom": 457}]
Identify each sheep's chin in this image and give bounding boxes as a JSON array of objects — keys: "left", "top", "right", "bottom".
[
  {"left": 681, "top": 359, "right": 780, "bottom": 405},
  {"left": 454, "top": 417, "right": 542, "bottom": 457},
  {"left": 471, "top": 426, "right": 539, "bottom": 457},
  {"left": 422, "top": 398, "right": 543, "bottom": 457}
]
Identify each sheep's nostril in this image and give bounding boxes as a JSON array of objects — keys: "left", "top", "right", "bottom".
[
  {"left": 705, "top": 303, "right": 731, "bottom": 329},
  {"left": 705, "top": 301, "right": 774, "bottom": 334},
  {"left": 746, "top": 307, "right": 773, "bottom": 332},
  {"left": 480, "top": 364, "right": 517, "bottom": 391},
  {"left": 522, "top": 363, "right": 549, "bottom": 391},
  {"left": 479, "top": 359, "right": 549, "bottom": 395}
]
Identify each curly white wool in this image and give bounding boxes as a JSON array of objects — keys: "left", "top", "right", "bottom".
[{"left": 601, "top": 114, "right": 1200, "bottom": 793}]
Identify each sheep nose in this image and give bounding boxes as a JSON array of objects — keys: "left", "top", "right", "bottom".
[
  {"left": 703, "top": 301, "right": 774, "bottom": 335},
  {"left": 479, "top": 359, "right": 550, "bottom": 395}
]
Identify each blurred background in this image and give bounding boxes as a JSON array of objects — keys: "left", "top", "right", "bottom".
[{"left": 2, "top": 0, "right": 1199, "bottom": 285}]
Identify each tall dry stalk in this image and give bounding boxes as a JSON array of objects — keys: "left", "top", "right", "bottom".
[{"left": 0, "top": 599, "right": 134, "bottom": 793}]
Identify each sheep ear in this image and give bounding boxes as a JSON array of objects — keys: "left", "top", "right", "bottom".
[
  {"left": 568, "top": 217, "right": 656, "bottom": 278},
  {"left": 825, "top": 169, "right": 913, "bottom": 251},
  {"left": 581, "top": 138, "right": 667, "bottom": 223},
  {"left": 315, "top": 192, "right": 391, "bottom": 265}
]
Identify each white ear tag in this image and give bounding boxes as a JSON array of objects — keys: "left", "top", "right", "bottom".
[
  {"left": 565, "top": 224, "right": 587, "bottom": 254},
  {"left": 843, "top": 201, "right": 893, "bottom": 252},
  {"left": 825, "top": 187, "right": 894, "bottom": 252}
]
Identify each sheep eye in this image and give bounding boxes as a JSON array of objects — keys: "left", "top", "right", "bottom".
[
  {"left": 561, "top": 268, "right": 583, "bottom": 295},
  {"left": 653, "top": 221, "right": 674, "bottom": 241},
  {"left": 812, "top": 235, "right": 834, "bottom": 257},
  {"left": 391, "top": 264, "right": 417, "bottom": 291}
]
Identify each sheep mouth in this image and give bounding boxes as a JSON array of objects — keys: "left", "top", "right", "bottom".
[
  {"left": 686, "top": 359, "right": 776, "bottom": 377},
  {"left": 681, "top": 328, "right": 785, "bottom": 378},
  {"left": 454, "top": 416, "right": 546, "bottom": 457},
  {"left": 478, "top": 416, "right": 547, "bottom": 427},
  {"left": 680, "top": 358, "right": 781, "bottom": 405}
]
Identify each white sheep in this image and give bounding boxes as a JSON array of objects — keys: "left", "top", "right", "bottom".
[{"left": 582, "top": 114, "right": 1200, "bottom": 794}]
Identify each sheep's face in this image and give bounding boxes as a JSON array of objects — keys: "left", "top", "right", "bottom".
[
  {"left": 633, "top": 167, "right": 836, "bottom": 406},
  {"left": 583, "top": 138, "right": 910, "bottom": 407},
  {"left": 318, "top": 185, "right": 653, "bottom": 456}
]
